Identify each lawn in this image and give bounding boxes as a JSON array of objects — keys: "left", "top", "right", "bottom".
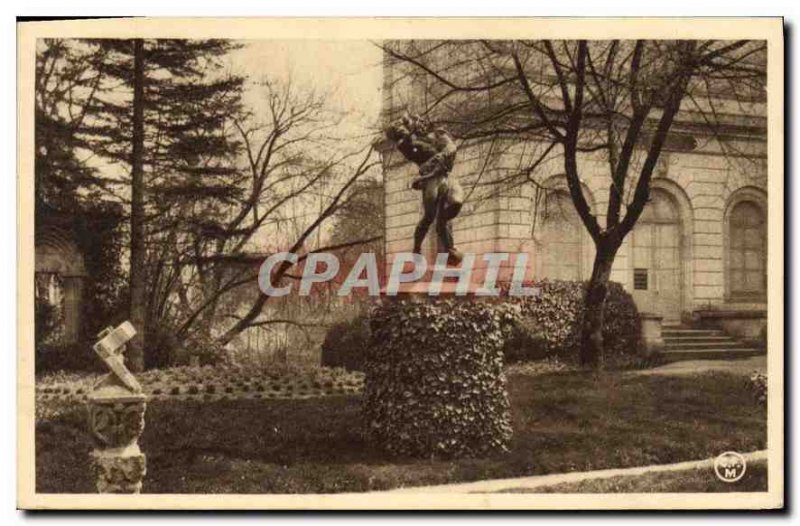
[{"left": 36, "top": 369, "right": 766, "bottom": 493}]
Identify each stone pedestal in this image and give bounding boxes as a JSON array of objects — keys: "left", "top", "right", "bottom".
[
  {"left": 90, "top": 446, "right": 146, "bottom": 494},
  {"left": 640, "top": 313, "right": 665, "bottom": 358},
  {"left": 87, "top": 382, "right": 147, "bottom": 493}
]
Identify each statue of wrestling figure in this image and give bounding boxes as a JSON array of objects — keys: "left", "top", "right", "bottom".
[{"left": 385, "top": 113, "right": 464, "bottom": 264}]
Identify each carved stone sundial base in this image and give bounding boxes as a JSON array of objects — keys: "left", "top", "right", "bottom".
[{"left": 90, "top": 446, "right": 146, "bottom": 494}]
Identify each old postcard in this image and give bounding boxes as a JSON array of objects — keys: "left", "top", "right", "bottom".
[{"left": 17, "top": 17, "right": 784, "bottom": 510}]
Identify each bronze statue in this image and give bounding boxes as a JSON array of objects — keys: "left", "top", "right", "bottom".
[{"left": 385, "top": 113, "right": 464, "bottom": 264}]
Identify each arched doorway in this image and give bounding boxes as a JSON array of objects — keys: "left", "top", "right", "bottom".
[
  {"left": 35, "top": 225, "right": 86, "bottom": 344},
  {"left": 630, "top": 189, "right": 683, "bottom": 322}
]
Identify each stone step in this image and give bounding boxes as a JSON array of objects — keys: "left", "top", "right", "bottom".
[
  {"left": 661, "top": 348, "right": 764, "bottom": 362},
  {"left": 662, "top": 329, "right": 724, "bottom": 337},
  {"left": 663, "top": 335, "right": 736, "bottom": 344},
  {"left": 664, "top": 343, "right": 754, "bottom": 351},
  {"left": 664, "top": 341, "right": 752, "bottom": 350}
]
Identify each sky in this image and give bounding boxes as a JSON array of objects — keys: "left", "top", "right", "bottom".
[
  {"left": 227, "top": 40, "right": 385, "bottom": 140},
  {"left": 224, "top": 40, "right": 386, "bottom": 248}
]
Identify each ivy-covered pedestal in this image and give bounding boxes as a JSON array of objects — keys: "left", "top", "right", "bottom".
[{"left": 364, "top": 297, "right": 516, "bottom": 458}]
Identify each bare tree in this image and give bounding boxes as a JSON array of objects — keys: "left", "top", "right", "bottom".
[
  {"left": 213, "top": 145, "right": 378, "bottom": 347},
  {"left": 168, "top": 81, "right": 382, "bottom": 350},
  {"left": 384, "top": 39, "right": 766, "bottom": 366}
]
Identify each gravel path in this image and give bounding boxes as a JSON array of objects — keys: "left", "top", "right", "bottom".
[
  {"left": 384, "top": 450, "right": 768, "bottom": 494},
  {"left": 631, "top": 355, "right": 766, "bottom": 377}
]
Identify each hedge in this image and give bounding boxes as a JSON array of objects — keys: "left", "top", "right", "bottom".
[
  {"left": 35, "top": 341, "right": 103, "bottom": 375},
  {"left": 508, "top": 280, "right": 641, "bottom": 364},
  {"left": 322, "top": 280, "right": 642, "bottom": 370},
  {"left": 320, "top": 316, "right": 370, "bottom": 371},
  {"left": 363, "top": 299, "right": 516, "bottom": 458}
]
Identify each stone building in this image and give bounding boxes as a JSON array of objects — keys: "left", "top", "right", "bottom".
[{"left": 378, "top": 42, "right": 767, "bottom": 339}]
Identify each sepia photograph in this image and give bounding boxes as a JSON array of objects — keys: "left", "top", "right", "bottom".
[{"left": 16, "top": 17, "right": 784, "bottom": 510}]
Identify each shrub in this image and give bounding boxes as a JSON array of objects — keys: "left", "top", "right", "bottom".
[
  {"left": 35, "top": 341, "right": 103, "bottom": 375},
  {"left": 167, "top": 331, "right": 227, "bottom": 368},
  {"left": 748, "top": 371, "right": 767, "bottom": 406},
  {"left": 503, "top": 316, "right": 547, "bottom": 363},
  {"left": 364, "top": 299, "right": 516, "bottom": 458},
  {"left": 320, "top": 315, "right": 370, "bottom": 371},
  {"left": 145, "top": 324, "right": 182, "bottom": 369},
  {"left": 512, "top": 280, "right": 583, "bottom": 360},
  {"left": 509, "top": 280, "right": 641, "bottom": 364},
  {"left": 602, "top": 281, "right": 642, "bottom": 359}
]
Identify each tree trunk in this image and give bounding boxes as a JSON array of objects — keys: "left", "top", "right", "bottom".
[
  {"left": 128, "top": 39, "right": 146, "bottom": 372},
  {"left": 579, "top": 242, "right": 618, "bottom": 367}
]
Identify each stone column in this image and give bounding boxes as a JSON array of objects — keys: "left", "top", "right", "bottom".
[
  {"left": 61, "top": 276, "right": 84, "bottom": 343},
  {"left": 87, "top": 384, "right": 147, "bottom": 493}
]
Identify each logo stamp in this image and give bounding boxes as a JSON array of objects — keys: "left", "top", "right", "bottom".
[{"left": 714, "top": 451, "right": 747, "bottom": 483}]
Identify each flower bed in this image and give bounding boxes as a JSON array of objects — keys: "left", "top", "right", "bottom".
[{"left": 36, "top": 364, "right": 365, "bottom": 406}]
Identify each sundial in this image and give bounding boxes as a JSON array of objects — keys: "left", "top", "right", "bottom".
[
  {"left": 92, "top": 321, "right": 142, "bottom": 395},
  {"left": 87, "top": 321, "right": 148, "bottom": 493}
]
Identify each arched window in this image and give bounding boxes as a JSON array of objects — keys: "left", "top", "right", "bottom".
[
  {"left": 728, "top": 200, "right": 767, "bottom": 299},
  {"left": 540, "top": 190, "right": 583, "bottom": 280}
]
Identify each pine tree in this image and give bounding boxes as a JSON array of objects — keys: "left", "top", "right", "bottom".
[
  {"left": 78, "top": 39, "right": 245, "bottom": 370},
  {"left": 35, "top": 39, "right": 108, "bottom": 209}
]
